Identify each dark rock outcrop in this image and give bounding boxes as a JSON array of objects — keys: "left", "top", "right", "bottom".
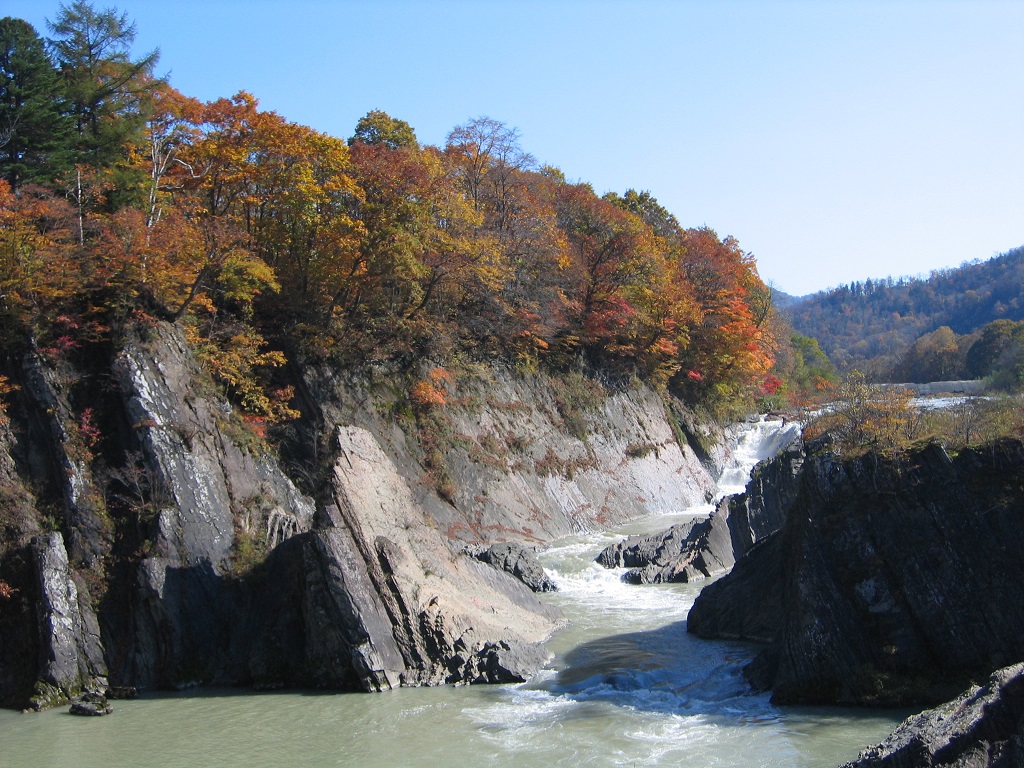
[
  {"left": 21, "top": 355, "right": 110, "bottom": 569},
  {"left": 690, "top": 439, "right": 1024, "bottom": 707},
  {"left": 597, "top": 437, "right": 804, "bottom": 583},
  {"left": 0, "top": 418, "right": 42, "bottom": 707},
  {"left": 108, "top": 325, "right": 317, "bottom": 690},
  {"left": 474, "top": 542, "right": 557, "bottom": 592},
  {"left": 104, "top": 328, "right": 566, "bottom": 692},
  {"left": 840, "top": 663, "right": 1024, "bottom": 767}
]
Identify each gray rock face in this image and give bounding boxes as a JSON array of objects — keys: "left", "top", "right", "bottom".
[
  {"left": 314, "top": 426, "right": 563, "bottom": 687},
  {"left": 111, "top": 324, "right": 316, "bottom": 689},
  {"left": 474, "top": 542, "right": 557, "bottom": 592},
  {"left": 21, "top": 355, "right": 109, "bottom": 569},
  {"left": 29, "top": 533, "right": 107, "bottom": 710},
  {"left": 840, "top": 663, "right": 1024, "bottom": 768},
  {"left": 115, "top": 326, "right": 316, "bottom": 571},
  {"left": 597, "top": 439, "right": 804, "bottom": 584},
  {"left": 308, "top": 367, "right": 729, "bottom": 545},
  {"left": 0, "top": 418, "right": 41, "bottom": 707},
  {"left": 2, "top": 320, "right": 731, "bottom": 705},
  {"left": 689, "top": 439, "right": 1024, "bottom": 707}
]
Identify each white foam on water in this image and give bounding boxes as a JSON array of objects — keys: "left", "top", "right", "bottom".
[
  {"left": 717, "top": 418, "right": 802, "bottom": 496},
  {"left": 457, "top": 418, "right": 814, "bottom": 765}
]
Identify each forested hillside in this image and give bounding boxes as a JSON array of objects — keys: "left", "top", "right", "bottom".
[
  {"left": 0, "top": 3, "right": 791, "bottom": 421},
  {"left": 785, "top": 246, "right": 1024, "bottom": 377}
]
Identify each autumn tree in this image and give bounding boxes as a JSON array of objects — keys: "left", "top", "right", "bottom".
[
  {"left": 605, "top": 189, "right": 684, "bottom": 243},
  {"left": 788, "top": 333, "right": 837, "bottom": 396},
  {"left": 445, "top": 116, "right": 534, "bottom": 230},
  {"left": 186, "top": 92, "right": 364, "bottom": 321},
  {"left": 0, "top": 179, "right": 78, "bottom": 333},
  {"left": 671, "top": 226, "right": 774, "bottom": 411},
  {"left": 349, "top": 109, "right": 418, "bottom": 150},
  {"left": 890, "top": 325, "right": 970, "bottom": 383},
  {"left": 967, "top": 319, "right": 1024, "bottom": 391},
  {"left": 0, "top": 15, "right": 790, "bottom": 422},
  {"left": 805, "top": 370, "right": 920, "bottom": 452},
  {"left": 550, "top": 183, "right": 692, "bottom": 381},
  {"left": 139, "top": 81, "right": 203, "bottom": 229}
]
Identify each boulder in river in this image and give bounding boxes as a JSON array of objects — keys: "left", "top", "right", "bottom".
[
  {"left": 69, "top": 691, "right": 113, "bottom": 716},
  {"left": 473, "top": 542, "right": 557, "bottom": 592},
  {"left": 596, "top": 437, "right": 804, "bottom": 584}
]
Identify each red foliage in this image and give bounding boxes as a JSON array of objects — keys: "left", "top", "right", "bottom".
[
  {"left": 78, "top": 407, "right": 102, "bottom": 448},
  {"left": 242, "top": 415, "right": 268, "bottom": 438}
]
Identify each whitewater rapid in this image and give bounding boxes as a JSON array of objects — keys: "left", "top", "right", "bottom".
[{"left": 454, "top": 417, "right": 897, "bottom": 767}]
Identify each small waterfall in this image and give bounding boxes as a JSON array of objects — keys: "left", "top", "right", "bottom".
[{"left": 717, "top": 417, "right": 802, "bottom": 497}]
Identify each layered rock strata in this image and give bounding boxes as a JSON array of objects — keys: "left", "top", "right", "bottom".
[
  {"left": 0, "top": 321, "right": 729, "bottom": 707},
  {"left": 689, "top": 439, "right": 1024, "bottom": 707}
]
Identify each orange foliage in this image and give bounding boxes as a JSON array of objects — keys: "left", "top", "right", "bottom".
[{"left": 0, "top": 57, "right": 780, "bottom": 417}]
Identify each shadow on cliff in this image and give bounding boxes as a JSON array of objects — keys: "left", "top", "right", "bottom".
[{"left": 536, "top": 619, "right": 774, "bottom": 721}]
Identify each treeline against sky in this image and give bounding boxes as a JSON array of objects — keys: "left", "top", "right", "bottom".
[
  {"left": 786, "top": 246, "right": 1024, "bottom": 382},
  {"left": 1, "top": 3, "right": 790, "bottom": 419}
]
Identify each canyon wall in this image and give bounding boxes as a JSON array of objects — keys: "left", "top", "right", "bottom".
[{"left": 0, "top": 322, "right": 728, "bottom": 708}]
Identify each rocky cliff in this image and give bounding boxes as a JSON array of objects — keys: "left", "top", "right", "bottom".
[
  {"left": 0, "top": 321, "right": 727, "bottom": 709},
  {"left": 689, "top": 439, "right": 1024, "bottom": 707}
]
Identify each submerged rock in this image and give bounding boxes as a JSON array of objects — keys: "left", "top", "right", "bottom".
[
  {"left": 840, "top": 663, "right": 1024, "bottom": 767},
  {"left": 69, "top": 691, "right": 113, "bottom": 717},
  {"left": 690, "top": 439, "right": 1024, "bottom": 707}
]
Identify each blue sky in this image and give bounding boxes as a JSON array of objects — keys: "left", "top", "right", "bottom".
[{"left": 6, "top": 0, "right": 1023, "bottom": 296}]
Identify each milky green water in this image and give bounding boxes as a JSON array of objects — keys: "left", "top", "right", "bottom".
[{"left": 0, "top": 422, "right": 908, "bottom": 768}]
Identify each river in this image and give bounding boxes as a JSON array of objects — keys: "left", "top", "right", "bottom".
[{"left": 0, "top": 420, "right": 907, "bottom": 768}]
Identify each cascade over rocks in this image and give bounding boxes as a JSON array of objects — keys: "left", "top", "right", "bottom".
[
  {"left": 689, "top": 438, "right": 1024, "bottom": 708},
  {"left": 596, "top": 435, "right": 804, "bottom": 583},
  {"left": 0, "top": 320, "right": 730, "bottom": 708}
]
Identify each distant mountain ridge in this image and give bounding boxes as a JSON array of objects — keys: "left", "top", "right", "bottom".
[{"left": 783, "top": 245, "right": 1024, "bottom": 373}]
